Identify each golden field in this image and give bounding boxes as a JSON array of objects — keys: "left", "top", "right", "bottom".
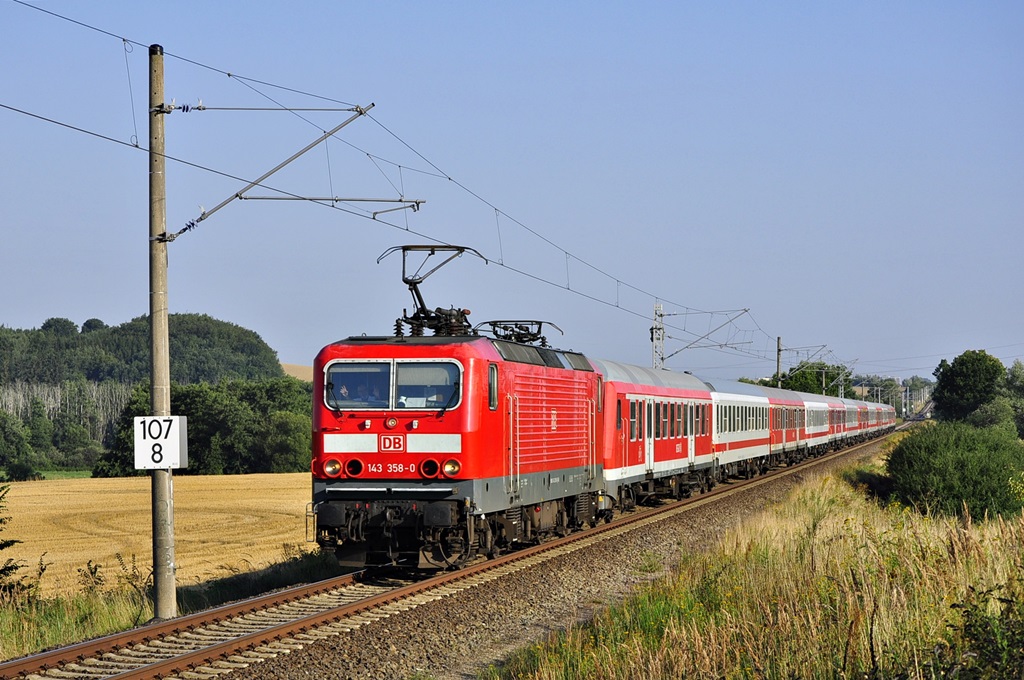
[
  {"left": 281, "top": 363, "right": 313, "bottom": 381},
  {"left": 2, "top": 473, "right": 311, "bottom": 596}
]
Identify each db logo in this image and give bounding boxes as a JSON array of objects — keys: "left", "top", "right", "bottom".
[{"left": 379, "top": 434, "right": 405, "bottom": 452}]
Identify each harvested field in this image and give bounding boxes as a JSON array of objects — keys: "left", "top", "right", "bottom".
[
  {"left": 2, "top": 473, "right": 310, "bottom": 596},
  {"left": 281, "top": 364, "right": 313, "bottom": 381}
]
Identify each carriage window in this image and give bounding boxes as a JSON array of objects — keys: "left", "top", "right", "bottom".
[
  {"left": 616, "top": 399, "right": 622, "bottom": 430},
  {"left": 630, "top": 400, "right": 638, "bottom": 441}
]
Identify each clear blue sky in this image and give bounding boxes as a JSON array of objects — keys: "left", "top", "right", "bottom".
[{"left": 2, "top": 1, "right": 1022, "bottom": 382}]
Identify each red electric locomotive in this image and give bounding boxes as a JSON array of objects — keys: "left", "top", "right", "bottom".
[{"left": 309, "top": 247, "right": 605, "bottom": 568}]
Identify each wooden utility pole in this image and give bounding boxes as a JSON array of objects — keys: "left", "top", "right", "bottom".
[{"left": 149, "top": 43, "right": 176, "bottom": 620}]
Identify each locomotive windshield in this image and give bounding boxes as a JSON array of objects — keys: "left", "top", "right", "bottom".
[
  {"left": 325, "top": 362, "right": 390, "bottom": 409},
  {"left": 324, "top": 360, "right": 460, "bottom": 411}
]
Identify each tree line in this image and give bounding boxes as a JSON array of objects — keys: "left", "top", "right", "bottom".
[
  {"left": 0, "top": 314, "right": 283, "bottom": 385},
  {"left": 0, "top": 315, "right": 310, "bottom": 480},
  {"left": 94, "top": 377, "right": 313, "bottom": 477},
  {"left": 741, "top": 360, "right": 934, "bottom": 416}
]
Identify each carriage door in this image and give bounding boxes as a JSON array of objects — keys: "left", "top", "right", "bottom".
[
  {"left": 687, "top": 402, "right": 696, "bottom": 467},
  {"left": 644, "top": 397, "right": 656, "bottom": 473},
  {"left": 504, "top": 385, "right": 521, "bottom": 497}
]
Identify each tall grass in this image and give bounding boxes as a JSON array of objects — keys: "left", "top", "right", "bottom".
[
  {"left": 484, "top": 458, "right": 1024, "bottom": 679},
  {"left": 0, "top": 546, "right": 344, "bottom": 662}
]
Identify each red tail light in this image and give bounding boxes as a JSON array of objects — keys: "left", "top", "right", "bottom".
[
  {"left": 420, "top": 458, "right": 440, "bottom": 478},
  {"left": 345, "top": 458, "right": 364, "bottom": 477}
]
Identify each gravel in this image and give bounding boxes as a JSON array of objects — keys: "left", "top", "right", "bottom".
[{"left": 231, "top": 444, "right": 882, "bottom": 680}]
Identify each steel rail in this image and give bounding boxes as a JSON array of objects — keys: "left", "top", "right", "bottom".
[{"left": 0, "top": 573, "right": 361, "bottom": 677}]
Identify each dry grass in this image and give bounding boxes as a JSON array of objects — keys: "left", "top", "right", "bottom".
[
  {"left": 484, "top": 461, "right": 1024, "bottom": 678},
  {"left": 3, "top": 473, "right": 311, "bottom": 596}
]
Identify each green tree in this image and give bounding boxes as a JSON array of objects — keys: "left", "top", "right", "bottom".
[
  {"left": 904, "top": 375, "right": 934, "bottom": 393},
  {"left": 772, "top": 361, "right": 852, "bottom": 398},
  {"left": 966, "top": 395, "right": 1018, "bottom": 436},
  {"left": 98, "top": 381, "right": 258, "bottom": 476},
  {"left": 52, "top": 410, "right": 102, "bottom": 470},
  {"left": 170, "top": 382, "right": 257, "bottom": 475},
  {"left": 24, "top": 398, "right": 54, "bottom": 456},
  {"left": 93, "top": 384, "right": 149, "bottom": 478},
  {"left": 40, "top": 317, "right": 78, "bottom": 337},
  {"left": 226, "top": 376, "right": 311, "bottom": 417},
  {"left": 80, "top": 318, "right": 108, "bottom": 333},
  {"left": 0, "top": 411, "right": 34, "bottom": 477},
  {"left": 253, "top": 410, "right": 312, "bottom": 473},
  {"left": 0, "top": 332, "right": 14, "bottom": 384},
  {"left": 1007, "top": 360, "right": 1024, "bottom": 399},
  {"left": 932, "top": 350, "right": 1005, "bottom": 421},
  {"left": 1005, "top": 360, "right": 1024, "bottom": 439}
]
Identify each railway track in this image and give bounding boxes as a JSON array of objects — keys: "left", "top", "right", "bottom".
[{"left": 2, "top": 437, "right": 885, "bottom": 680}]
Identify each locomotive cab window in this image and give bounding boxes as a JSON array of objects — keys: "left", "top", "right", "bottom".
[
  {"left": 325, "top": 362, "right": 391, "bottom": 409},
  {"left": 396, "top": 362, "right": 461, "bottom": 409},
  {"left": 324, "top": 360, "right": 461, "bottom": 411}
]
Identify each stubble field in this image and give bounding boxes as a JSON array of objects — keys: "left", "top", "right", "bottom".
[{"left": 3, "top": 473, "right": 310, "bottom": 596}]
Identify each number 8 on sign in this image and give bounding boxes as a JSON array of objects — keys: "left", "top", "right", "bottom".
[{"left": 134, "top": 416, "right": 189, "bottom": 470}]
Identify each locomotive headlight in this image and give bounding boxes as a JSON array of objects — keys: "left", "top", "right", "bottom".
[
  {"left": 323, "top": 458, "right": 342, "bottom": 477},
  {"left": 385, "top": 417, "right": 398, "bottom": 429},
  {"left": 442, "top": 459, "right": 461, "bottom": 477}
]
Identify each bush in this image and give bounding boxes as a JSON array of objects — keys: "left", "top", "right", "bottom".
[
  {"left": 926, "top": 585, "right": 1024, "bottom": 677},
  {"left": 887, "top": 422, "right": 1024, "bottom": 518},
  {"left": 0, "top": 484, "right": 21, "bottom": 591},
  {"left": 966, "top": 396, "right": 1018, "bottom": 436}
]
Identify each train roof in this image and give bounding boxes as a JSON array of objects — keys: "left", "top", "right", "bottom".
[
  {"left": 700, "top": 378, "right": 769, "bottom": 398},
  {"left": 589, "top": 358, "right": 711, "bottom": 392},
  {"left": 327, "top": 335, "right": 595, "bottom": 371},
  {"left": 336, "top": 335, "right": 488, "bottom": 345}
]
